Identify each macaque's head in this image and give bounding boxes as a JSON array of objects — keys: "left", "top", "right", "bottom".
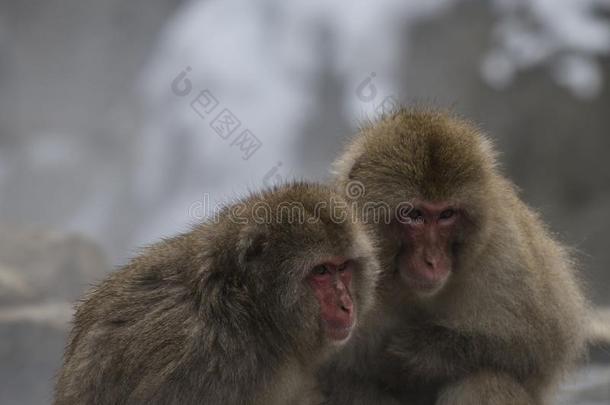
[
  {"left": 334, "top": 109, "right": 497, "bottom": 300},
  {"left": 216, "top": 183, "right": 378, "bottom": 356}
]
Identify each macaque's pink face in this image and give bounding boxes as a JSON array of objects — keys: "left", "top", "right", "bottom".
[
  {"left": 398, "top": 202, "right": 460, "bottom": 296},
  {"left": 306, "top": 258, "right": 356, "bottom": 343}
]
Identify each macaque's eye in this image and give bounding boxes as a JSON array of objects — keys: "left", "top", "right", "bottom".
[
  {"left": 408, "top": 209, "right": 424, "bottom": 221},
  {"left": 337, "top": 262, "right": 347, "bottom": 272},
  {"left": 311, "top": 265, "right": 330, "bottom": 277},
  {"left": 439, "top": 209, "right": 455, "bottom": 220}
]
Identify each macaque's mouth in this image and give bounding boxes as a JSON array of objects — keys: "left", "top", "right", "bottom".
[
  {"left": 394, "top": 245, "right": 450, "bottom": 295},
  {"left": 396, "top": 257, "right": 448, "bottom": 294},
  {"left": 323, "top": 319, "right": 355, "bottom": 342},
  {"left": 399, "top": 267, "right": 452, "bottom": 300},
  {"left": 400, "top": 272, "right": 445, "bottom": 292}
]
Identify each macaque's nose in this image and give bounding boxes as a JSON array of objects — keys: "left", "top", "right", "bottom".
[
  {"left": 336, "top": 281, "right": 353, "bottom": 313},
  {"left": 340, "top": 298, "right": 352, "bottom": 313},
  {"left": 424, "top": 254, "right": 438, "bottom": 269}
]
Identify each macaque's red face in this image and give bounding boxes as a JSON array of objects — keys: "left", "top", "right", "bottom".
[
  {"left": 398, "top": 202, "right": 459, "bottom": 296},
  {"left": 306, "top": 258, "right": 355, "bottom": 343}
]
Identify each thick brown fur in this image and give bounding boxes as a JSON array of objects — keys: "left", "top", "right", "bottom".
[
  {"left": 54, "top": 182, "right": 379, "bottom": 405},
  {"left": 320, "top": 108, "right": 589, "bottom": 404}
]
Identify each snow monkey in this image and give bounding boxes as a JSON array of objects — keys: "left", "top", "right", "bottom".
[
  {"left": 55, "top": 182, "right": 379, "bottom": 405},
  {"left": 320, "top": 108, "right": 589, "bottom": 405}
]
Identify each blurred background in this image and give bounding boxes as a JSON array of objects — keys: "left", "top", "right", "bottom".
[{"left": 1, "top": 0, "right": 609, "bottom": 403}]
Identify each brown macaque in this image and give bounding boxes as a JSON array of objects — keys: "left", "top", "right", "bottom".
[
  {"left": 54, "top": 182, "right": 379, "bottom": 405},
  {"left": 319, "top": 108, "right": 589, "bottom": 405}
]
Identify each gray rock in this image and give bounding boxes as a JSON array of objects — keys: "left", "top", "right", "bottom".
[
  {"left": 557, "top": 365, "right": 610, "bottom": 405},
  {"left": 0, "top": 264, "right": 34, "bottom": 305},
  {"left": 0, "top": 226, "right": 109, "bottom": 405},
  {"left": 0, "top": 225, "right": 110, "bottom": 303},
  {"left": 0, "top": 304, "right": 71, "bottom": 405}
]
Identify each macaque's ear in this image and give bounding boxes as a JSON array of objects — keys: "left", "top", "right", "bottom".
[{"left": 236, "top": 224, "right": 268, "bottom": 268}]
